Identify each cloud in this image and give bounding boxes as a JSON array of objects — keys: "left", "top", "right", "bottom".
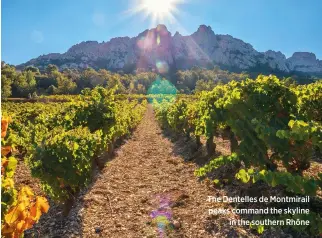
[
  {"left": 92, "top": 13, "right": 106, "bottom": 27},
  {"left": 30, "top": 30, "right": 44, "bottom": 43}
]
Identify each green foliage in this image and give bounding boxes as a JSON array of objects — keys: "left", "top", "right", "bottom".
[
  {"left": 24, "top": 65, "right": 40, "bottom": 74},
  {"left": 153, "top": 98, "right": 175, "bottom": 128},
  {"left": 153, "top": 75, "right": 322, "bottom": 236},
  {"left": 46, "top": 64, "right": 59, "bottom": 74},
  {"left": 236, "top": 169, "right": 321, "bottom": 196},
  {"left": 31, "top": 127, "right": 103, "bottom": 201},
  {"left": 55, "top": 74, "right": 77, "bottom": 94},
  {"left": 294, "top": 80, "right": 322, "bottom": 121},
  {"left": 155, "top": 76, "right": 321, "bottom": 175},
  {"left": 274, "top": 120, "right": 322, "bottom": 173},
  {"left": 175, "top": 66, "right": 248, "bottom": 93},
  {"left": 1, "top": 65, "right": 16, "bottom": 98},
  {"left": 1, "top": 118, "right": 50, "bottom": 236},
  {"left": 195, "top": 79, "right": 217, "bottom": 93},
  {"left": 1, "top": 157, "right": 18, "bottom": 217},
  {"left": 1, "top": 75, "right": 13, "bottom": 99},
  {"left": 46, "top": 85, "right": 57, "bottom": 94},
  {"left": 2, "top": 87, "right": 147, "bottom": 204},
  {"left": 194, "top": 153, "right": 240, "bottom": 177},
  {"left": 72, "top": 87, "right": 116, "bottom": 135},
  {"left": 167, "top": 99, "right": 189, "bottom": 133},
  {"left": 2, "top": 62, "right": 160, "bottom": 97},
  {"left": 12, "top": 70, "right": 37, "bottom": 97}
]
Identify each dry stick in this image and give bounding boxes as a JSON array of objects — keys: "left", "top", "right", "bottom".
[
  {"left": 106, "top": 195, "right": 114, "bottom": 215},
  {"left": 37, "top": 229, "right": 41, "bottom": 238}
]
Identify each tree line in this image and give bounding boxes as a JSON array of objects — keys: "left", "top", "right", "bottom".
[
  {"left": 1, "top": 62, "right": 157, "bottom": 98},
  {"left": 1, "top": 62, "right": 315, "bottom": 99}
]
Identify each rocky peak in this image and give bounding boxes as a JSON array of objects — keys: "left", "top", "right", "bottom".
[
  {"left": 67, "top": 41, "right": 100, "bottom": 57},
  {"left": 136, "top": 24, "right": 171, "bottom": 50},
  {"left": 68, "top": 41, "right": 99, "bottom": 50},
  {"left": 287, "top": 52, "right": 321, "bottom": 72},
  {"left": 139, "top": 24, "right": 171, "bottom": 37},
  {"left": 109, "top": 37, "right": 131, "bottom": 42},
  {"left": 263, "top": 50, "right": 288, "bottom": 72},
  {"left": 17, "top": 24, "right": 322, "bottom": 75},
  {"left": 173, "top": 31, "right": 182, "bottom": 38},
  {"left": 193, "top": 25, "right": 215, "bottom": 37},
  {"left": 264, "top": 50, "right": 286, "bottom": 60},
  {"left": 197, "top": 25, "right": 214, "bottom": 33},
  {"left": 291, "top": 52, "right": 317, "bottom": 61},
  {"left": 155, "top": 24, "right": 169, "bottom": 32}
]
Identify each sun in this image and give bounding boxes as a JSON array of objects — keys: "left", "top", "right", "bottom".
[
  {"left": 129, "top": 0, "right": 184, "bottom": 25},
  {"left": 142, "top": 0, "right": 175, "bottom": 15}
]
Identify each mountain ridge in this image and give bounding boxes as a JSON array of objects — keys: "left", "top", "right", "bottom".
[{"left": 17, "top": 24, "right": 322, "bottom": 75}]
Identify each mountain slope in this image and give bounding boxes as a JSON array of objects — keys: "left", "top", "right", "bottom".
[{"left": 18, "top": 24, "right": 322, "bottom": 75}]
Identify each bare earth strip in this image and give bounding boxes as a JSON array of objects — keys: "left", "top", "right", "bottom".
[
  {"left": 79, "top": 105, "right": 214, "bottom": 237},
  {"left": 27, "top": 105, "right": 254, "bottom": 238}
]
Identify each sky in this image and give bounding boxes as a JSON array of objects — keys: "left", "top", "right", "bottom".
[{"left": 2, "top": 0, "right": 322, "bottom": 65}]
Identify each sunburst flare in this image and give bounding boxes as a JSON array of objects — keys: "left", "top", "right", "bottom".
[{"left": 128, "top": 0, "right": 184, "bottom": 26}]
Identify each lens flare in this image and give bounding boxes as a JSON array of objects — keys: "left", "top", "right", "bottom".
[
  {"left": 156, "top": 61, "right": 169, "bottom": 74},
  {"left": 143, "top": 0, "right": 174, "bottom": 15},
  {"left": 150, "top": 195, "right": 174, "bottom": 237},
  {"left": 129, "top": 0, "right": 184, "bottom": 26}
]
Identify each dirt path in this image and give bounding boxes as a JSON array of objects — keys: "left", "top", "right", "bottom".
[
  {"left": 27, "top": 105, "right": 243, "bottom": 238},
  {"left": 76, "top": 105, "right": 214, "bottom": 237}
]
